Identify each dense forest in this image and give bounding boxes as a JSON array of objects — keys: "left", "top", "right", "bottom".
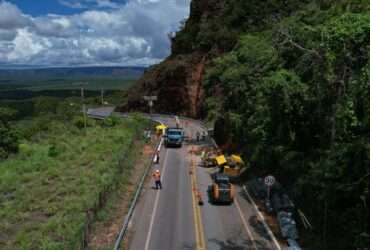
[
  {"left": 135, "top": 0, "right": 369, "bottom": 249},
  {"left": 203, "top": 1, "right": 370, "bottom": 249}
]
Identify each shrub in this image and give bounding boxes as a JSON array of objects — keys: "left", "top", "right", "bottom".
[{"left": 102, "top": 116, "right": 121, "bottom": 127}]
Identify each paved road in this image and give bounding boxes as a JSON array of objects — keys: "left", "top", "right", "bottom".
[
  {"left": 126, "top": 116, "right": 279, "bottom": 250},
  {"left": 86, "top": 109, "right": 279, "bottom": 249}
]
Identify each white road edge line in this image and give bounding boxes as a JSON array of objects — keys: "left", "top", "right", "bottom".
[
  {"left": 131, "top": 136, "right": 163, "bottom": 228},
  {"left": 242, "top": 185, "right": 282, "bottom": 250},
  {"left": 143, "top": 148, "right": 169, "bottom": 250},
  {"left": 129, "top": 135, "right": 163, "bottom": 228},
  {"left": 157, "top": 137, "right": 163, "bottom": 151},
  {"left": 234, "top": 198, "right": 258, "bottom": 250}
]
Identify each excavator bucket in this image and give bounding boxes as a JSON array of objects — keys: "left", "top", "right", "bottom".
[
  {"left": 230, "top": 154, "right": 244, "bottom": 164},
  {"left": 215, "top": 155, "right": 227, "bottom": 166}
]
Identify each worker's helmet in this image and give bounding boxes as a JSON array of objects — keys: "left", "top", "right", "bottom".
[{"left": 155, "top": 169, "right": 160, "bottom": 173}]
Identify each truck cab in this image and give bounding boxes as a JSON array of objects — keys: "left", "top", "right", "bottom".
[{"left": 164, "top": 127, "right": 184, "bottom": 148}]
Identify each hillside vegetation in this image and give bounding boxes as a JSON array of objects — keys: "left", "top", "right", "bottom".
[
  {"left": 127, "top": 0, "right": 370, "bottom": 249},
  {"left": 204, "top": 1, "right": 370, "bottom": 249}
]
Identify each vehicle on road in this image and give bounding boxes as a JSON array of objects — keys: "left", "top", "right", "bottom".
[
  {"left": 155, "top": 124, "right": 167, "bottom": 136},
  {"left": 164, "top": 127, "right": 184, "bottom": 147},
  {"left": 208, "top": 174, "right": 235, "bottom": 204}
]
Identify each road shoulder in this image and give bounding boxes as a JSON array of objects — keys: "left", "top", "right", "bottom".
[{"left": 86, "top": 139, "right": 157, "bottom": 250}]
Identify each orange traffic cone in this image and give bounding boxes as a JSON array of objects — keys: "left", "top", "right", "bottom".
[{"left": 197, "top": 190, "right": 204, "bottom": 206}]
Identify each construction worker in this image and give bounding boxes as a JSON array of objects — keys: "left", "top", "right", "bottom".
[
  {"left": 196, "top": 131, "right": 200, "bottom": 142},
  {"left": 152, "top": 169, "right": 162, "bottom": 189}
]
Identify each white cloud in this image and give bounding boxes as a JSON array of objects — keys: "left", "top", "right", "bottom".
[
  {"left": 59, "top": 0, "right": 123, "bottom": 9},
  {"left": 58, "top": 0, "right": 85, "bottom": 9},
  {"left": 0, "top": 1, "right": 31, "bottom": 29},
  {"left": 0, "top": 29, "right": 17, "bottom": 41},
  {"left": 0, "top": 0, "right": 191, "bottom": 67},
  {"left": 33, "top": 15, "right": 77, "bottom": 38},
  {"left": 7, "top": 29, "right": 46, "bottom": 61},
  {"left": 95, "top": 0, "right": 121, "bottom": 8}
]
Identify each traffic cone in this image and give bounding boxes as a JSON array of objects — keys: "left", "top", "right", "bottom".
[{"left": 197, "top": 190, "right": 204, "bottom": 206}]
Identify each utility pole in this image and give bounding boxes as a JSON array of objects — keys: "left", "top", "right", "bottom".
[
  {"left": 144, "top": 96, "right": 157, "bottom": 130},
  {"left": 75, "top": 82, "right": 88, "bottom": 130},
  {"left": 101, "top": 88, "right": 104, "bottom": 105},
  {"left": 81, "top": 87, "right": 87, "bottom": 130}
]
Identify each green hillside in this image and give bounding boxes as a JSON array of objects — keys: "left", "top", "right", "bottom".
[{"left": 202, "top": 1, "right": 370, "bottom": 249}]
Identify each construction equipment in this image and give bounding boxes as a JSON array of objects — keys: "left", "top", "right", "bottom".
[
  {"left": 203, "top": 155, "right": 217, "bottom": 168},
  {"left": 222, "top": 154, "right": 245, "bottom": 177},
  {"left": 230, "top": 154, "right": 244, "bottom": 166},
  {"left": 202, "top": 149, "right": 221, "bottom": 168},
  {"left": 201, "top": 150, "right": 246, "bottom": 180},
  {"left": 208, "top": 174, "right": 235, "bottom": 204},
  {"left": 155, "top": 124, "right": 167, "bottom": 136},
  {"left": 215, "top": 155, "right": 227, "bottom": 166}
]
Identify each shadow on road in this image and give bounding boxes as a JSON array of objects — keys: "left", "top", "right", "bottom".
[
  {"left": 238, "top": 190, "right": 276, "bottom": 244},
  {"left": 181, "top": 242, "right": 197, "bottom": 250},
  {"left": 249, "top": 215, "right": 272, "bottom": 242},
  {"left": 208, "top": 237, "right": 271, "bottom": 250}
]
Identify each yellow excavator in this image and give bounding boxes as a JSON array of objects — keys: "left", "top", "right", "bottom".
[
  {"left": 212, "top": 154, "right": 244, "bottom": 178},
  {"left": 223, "top": 154, "right": 244, "bottom": 177}
]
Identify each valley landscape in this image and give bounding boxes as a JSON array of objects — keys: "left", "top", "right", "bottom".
[{"left": 0, "top": 0, "right": 369, "bottom": 250}]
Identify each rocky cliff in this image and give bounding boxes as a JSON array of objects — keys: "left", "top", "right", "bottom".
[
  {"left": 117, "top": 0, "right": 308, "bottom": 117},
  {"left": 117, "top": 0, "right": 227, "bottom": 118}
]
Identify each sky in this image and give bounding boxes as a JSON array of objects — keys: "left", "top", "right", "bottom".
[{"left": 0, "top": 0, "right": 190, "bottom": 68}]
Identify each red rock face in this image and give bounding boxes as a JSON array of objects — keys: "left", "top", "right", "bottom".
[
  {"left": 118, "top": 52, "right": 207, "bottom": 118},
  {"left": 118, "top": 0, "right": 225, "bottom": 118}
]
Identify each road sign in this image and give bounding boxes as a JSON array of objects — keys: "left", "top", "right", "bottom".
[
  {"left": 144, "top": 96, "right": 158, "bottom": 101},
  {"left": 264, "top": 175, "right": 275, "bottom": 187},
  {"left": 265, "top": 175, "right": 275, "bottom": 200},
  {"left": 143, "top": 96, "right": 157, "bottom": 116}
]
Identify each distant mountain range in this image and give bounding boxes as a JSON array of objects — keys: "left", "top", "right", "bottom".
[{"left": 0, "top": 66, "right": 146, "bottom": 79}]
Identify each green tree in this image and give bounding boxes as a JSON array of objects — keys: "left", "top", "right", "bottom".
[
  {"left": 33, "top": 96, "right": 59, "bottom": 115},
  {"left": 0, "top": 107, "right": 19, "bottom": 159},
  {"left": 204, "top": 4, "right": 370, "bottom": 249}
]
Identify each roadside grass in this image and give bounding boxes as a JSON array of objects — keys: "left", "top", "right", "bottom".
[
  {"left": 0, "top": 115, "right": 148, "bottom": 249},
  {"left": 86, "top": 140, "right": 156, "bottom": 250}
]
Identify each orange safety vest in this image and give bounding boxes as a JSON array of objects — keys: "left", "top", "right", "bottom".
[{"left": 153, "top": 172, "right": 161, "bottom": 181}]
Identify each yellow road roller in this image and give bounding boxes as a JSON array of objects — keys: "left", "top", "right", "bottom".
[{"left": 208, "top": 174, "right": 235, "bottom": 204}]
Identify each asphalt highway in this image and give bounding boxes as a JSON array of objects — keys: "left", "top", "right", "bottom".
[{"left": 126, "top": 116, "right": 279, "bottom": 250}]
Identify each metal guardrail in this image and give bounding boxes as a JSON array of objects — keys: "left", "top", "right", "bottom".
[{"left": 113, "top": 137, "right": 163, "bottom": 250}]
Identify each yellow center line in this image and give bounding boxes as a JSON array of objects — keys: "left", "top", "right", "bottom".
[{"left": 190, "top": 154, "right": 206, "bottom": 250}]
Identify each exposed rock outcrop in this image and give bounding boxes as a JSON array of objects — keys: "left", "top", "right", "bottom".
[
  {"left": 117, "top": 0, "right": 227, "bottom": 118},
  {"left": 121, "top": 53, "right": 206, "bottom": 117}
]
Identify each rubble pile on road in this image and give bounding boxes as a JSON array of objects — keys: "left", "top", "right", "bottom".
[{"left": 246, "top": 178, "right": 301, "bottom": 250}]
